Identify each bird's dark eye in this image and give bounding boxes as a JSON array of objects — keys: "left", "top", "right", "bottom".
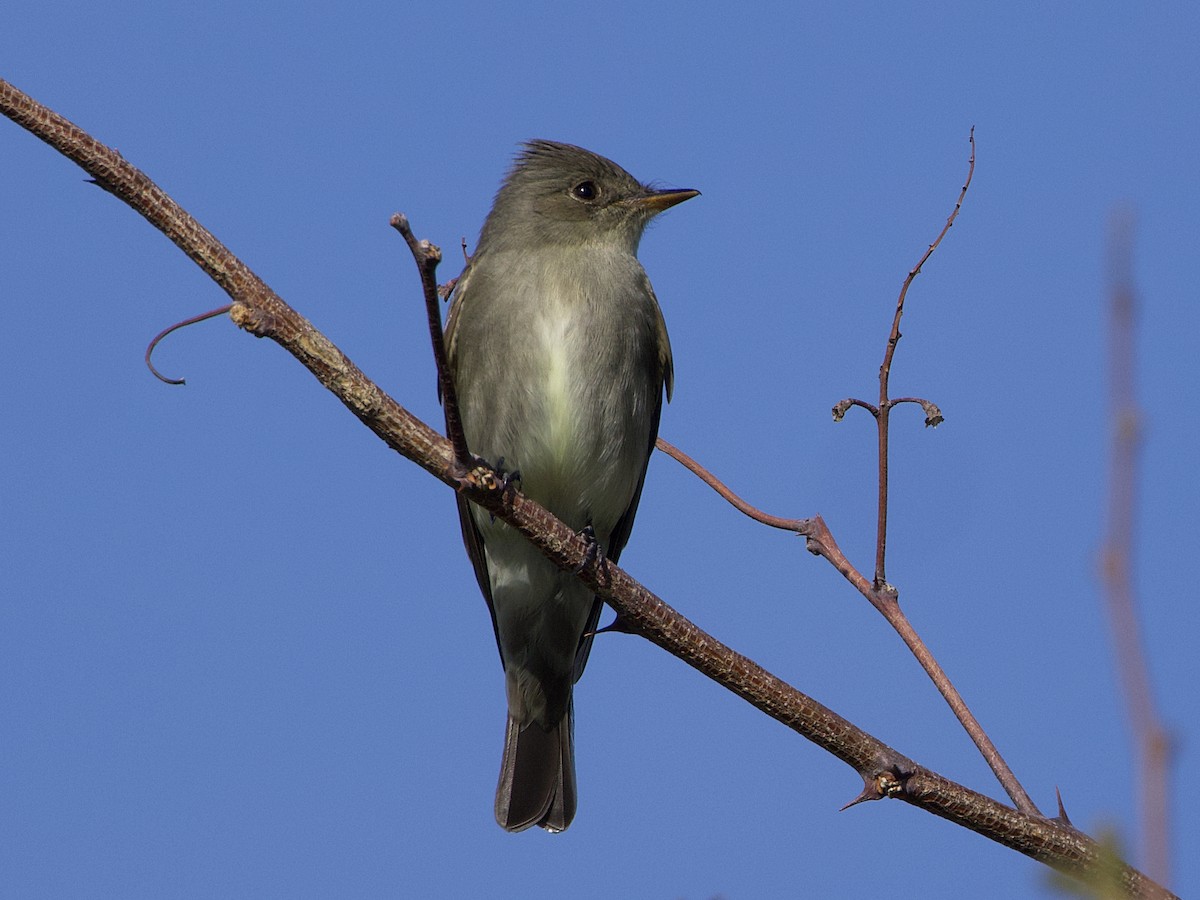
[{"left": 571, "top": 180, "right": 599, "bottom": 201}]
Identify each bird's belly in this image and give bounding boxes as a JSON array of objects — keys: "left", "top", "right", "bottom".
[{"left": 498, "top": 312, "right": 651, "bottom": 536}]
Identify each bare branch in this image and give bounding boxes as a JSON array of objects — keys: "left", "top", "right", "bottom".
[
  {"left": 888, "top": 396, "right": 944, "bottom": 427},
  {"left": 655, "top": 437, "right": 810, "bottom": 533},
  {"left": 823, "top": 128, "right": 1037, "bottom": 816},
  {"left": 874, "top": 126, "right": 975, "bottom": 587},
  {"left": 0, "top": 81, "right": 1174, "bottom": 899},
  {"left": 658, "top": 434, "right": 1041, "bottom": 818},
  {"left": 389, "top": 214, "right": 472, "bottom": 471}
]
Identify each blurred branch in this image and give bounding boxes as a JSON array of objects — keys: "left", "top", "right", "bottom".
[
  {"left": 0, "top": 79, "right": 1175, "bottom": 900},
  {"left": 1100, "top": 209, "right": 1173, "bottom": 886}
]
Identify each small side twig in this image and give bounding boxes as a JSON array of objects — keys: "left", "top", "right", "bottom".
[
  {"left": 389, "top": 214, "right": 471, "bottom": 472},
  {"left": 655, "top": 437, "right": 811, "bottom": 533},
  {"left": 889, "top": 397, "right": 944, "bottom": 427},
  {"left": 872, "top": 125, "right": 975, "bottom": 588},
  {"left": 657, "top": 433, "right": 1041, "bottom": 816},
  {"left": 144, "top": 303, "right": 233, "bottom": 384}
]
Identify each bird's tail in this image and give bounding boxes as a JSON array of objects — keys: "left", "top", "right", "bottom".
[{"left": 494, "top": 702, "right": 576, "bottom": 833}]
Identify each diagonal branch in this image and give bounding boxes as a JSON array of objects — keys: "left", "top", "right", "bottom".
[
  {"left": 0, "top": 79, "right": 1174, "bottom": 900},
  {"left": 659, "top": 434, "right": 1039, "bottom": 817},
  {"left": 829, "top": 131, "right": 1037, "bottom": 816},
  {"left": 389, "top": 214, "right": 472, "bottom": 471}
]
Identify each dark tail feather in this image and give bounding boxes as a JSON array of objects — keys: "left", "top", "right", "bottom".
[{"left": 494, "top": 705, "right": 576, "bottom": 833}]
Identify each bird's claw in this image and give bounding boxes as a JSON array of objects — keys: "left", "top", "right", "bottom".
[
  {"left": 573, "top": 524, "right": 606, "bottom": 575},
  {"left": 467, "top": 456, "right": 522, "bottom": 494},
  {"left": 492, "top": 457, "right": 522, "bottom": 492}
]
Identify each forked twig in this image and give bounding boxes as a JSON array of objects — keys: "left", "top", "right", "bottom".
[
  {"left": 872, "top": 125, "right": 975, "bottom": 587},
  {"left": 669, "top": 129, "right": 1038, "bottom": 816}
]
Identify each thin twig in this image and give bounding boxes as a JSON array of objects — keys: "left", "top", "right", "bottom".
[
  {"left": 828, "top": 129, "right": 1038, "bottom": 814},
  {"left": 1100, "top": 209, "right": 1173, "bottom": 885},
  {"left": 389, "top": 214, "right": 472, "bottom": 471},
  {"left": 655, "top": 437, "right": 810, "bottom": 533},
  {"left": 144, "top": 304, "right": 233, "bottom": 384},
  {"left": 874, "top": 126, "right": 976, "bottom": 587},
  {"left": 658, "top": 433, "right": 1040, "bottom": 816},
  {"left": 832, "top": 397, "right": 880, "bottom": 421}
]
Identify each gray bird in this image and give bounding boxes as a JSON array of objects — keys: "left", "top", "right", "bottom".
[{"left": 443, "top": 140, "right": 697, "bottom": 832}]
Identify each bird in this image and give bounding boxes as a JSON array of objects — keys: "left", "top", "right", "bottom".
[{"left": 443, "top": 139, "right": 697, "bottom": 832}]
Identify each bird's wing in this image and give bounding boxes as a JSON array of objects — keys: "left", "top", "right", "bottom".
[
  {"left": 573, "top": 274, "right": 673, "bottom": 680},
  {"left": 650, "top": 275, "right": 674, "bottom": 403},
  {"left": 454, "top": 493, "right": 503, "bottom": 661},
  {"left": 443, "top": 264, "right": 505, "bottom": 661},
  {"left": 607, "top": 273, "right": 673, "bottom": 562}
]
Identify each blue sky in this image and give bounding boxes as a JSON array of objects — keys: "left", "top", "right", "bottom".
[{"left": 3, "top": 3, "right": 1197, "bottom": 898}]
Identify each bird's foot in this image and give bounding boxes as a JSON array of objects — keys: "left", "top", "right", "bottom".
[
  {"left": 464, "top": 456, "right": 521, "bottom": 493},
  {"left": 463, "top": 457, "right": 522, "bottom": 524},
  {"left": 493, "top": 457, "right": 522, "bottom": 492}
]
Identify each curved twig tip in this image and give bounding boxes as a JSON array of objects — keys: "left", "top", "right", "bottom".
[
  {"left": 654, "top": 436, "right": 810, "bottom": 533},
  {"left": 889, "top": 397, "right": 945, "bottom": 427},
  {"left": 833, "top": 398, "right": 880, "bottom": 421},
  {"left": 144, "top": 304, "right": 233, "bottom": 385}
]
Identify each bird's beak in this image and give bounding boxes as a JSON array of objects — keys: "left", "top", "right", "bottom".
[{"left": 635, "top": 188, "right": 701, "bottom": 212}]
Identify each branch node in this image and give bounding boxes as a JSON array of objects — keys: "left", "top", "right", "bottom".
[
  {"left": 418, "top": 238, "right": 442, "bottom": 264},
  {"left": 228, "top": 301, "right": 277, "bottom": 337},
  {"left": 842, "top": 767, "right": 906, "bottom": 810},
  {"left": 654, "top": 437, "right": 809, "bottom": 533},
  {"left": 874, "top": 582, "right": 899, "bottom": 604}
]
